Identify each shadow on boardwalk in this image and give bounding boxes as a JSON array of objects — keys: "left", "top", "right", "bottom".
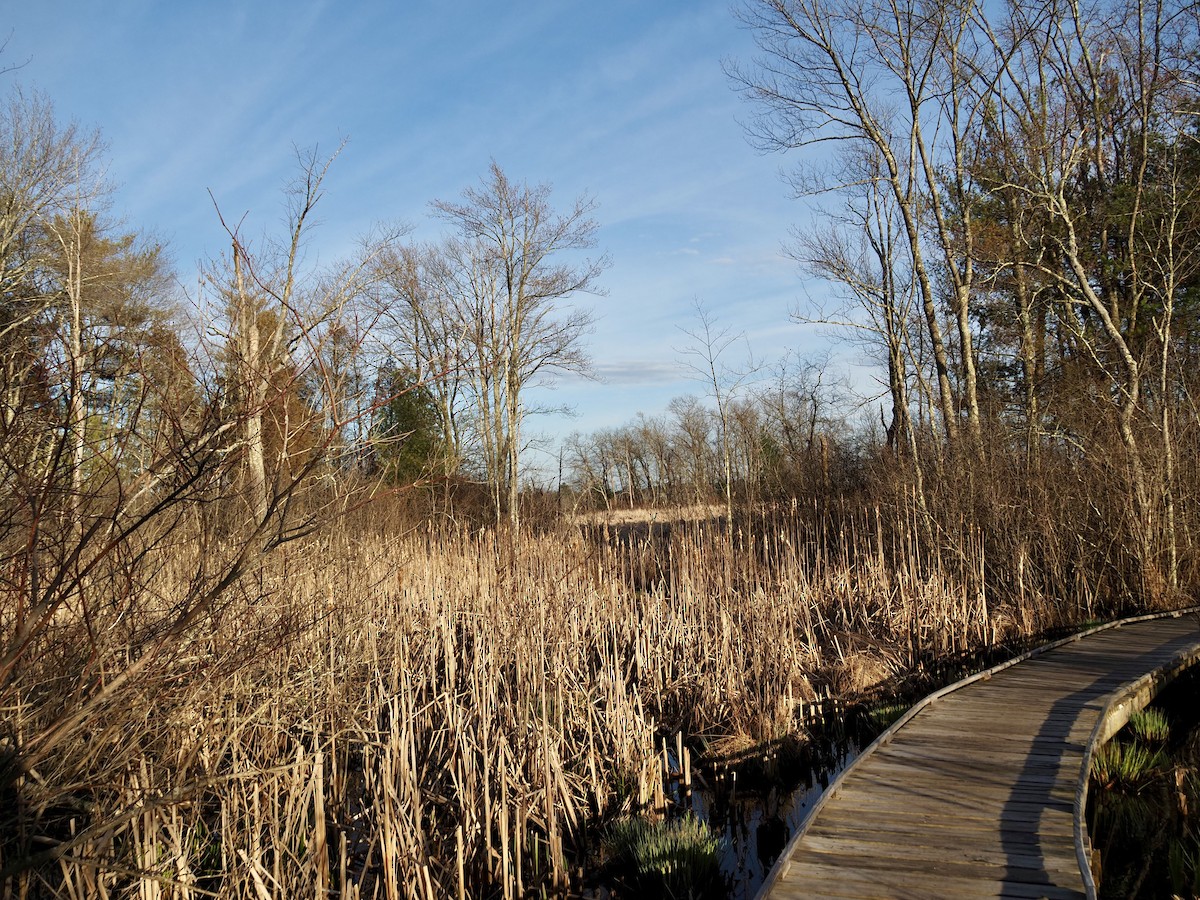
[{"left": 760, "top": 611, "right": 1200, "bottom": 900}]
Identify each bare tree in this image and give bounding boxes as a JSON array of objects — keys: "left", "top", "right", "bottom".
[
  {"left": 0, "top": 91, "right": 103, "bottom": 435},
  {"left": 676, "top": 301, "right": 760, "bottom": 525},
  {"left": 793, "top": 147, "right": 919, "bottom": 457},
  {"left": 666, "top": 394, "right": 718, "bottom": 509},
  {"left": 733, "top": 0, "right": 1200, "bottom": 597},
  {"left": 368, "top": 240, "right": 468, "bottom": 483},
  {"left": 729, "top": 0, "right": 998, "bottom": 451},
  {"left": 981, "top": 0, "right": 1200, "bottom": 594},
  {"left": 210, "top": 147, "right": 398, "bottom": 527},
  {"left": 432, "top": 162, "right": 606, "bottom": 531}
]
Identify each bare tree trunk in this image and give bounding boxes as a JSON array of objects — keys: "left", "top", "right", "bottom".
[
  {"left": 233, "top": 245, "right": 269, "bottom": 523},
  {"left": 507, "top": 373, "right": 521, "bottom": 533},
  {"left": 66, "top": 223, "right": 86, "bottom": 520},
  {"left": 1010, "top": 231, "right": 1042, "bottom": 467}
]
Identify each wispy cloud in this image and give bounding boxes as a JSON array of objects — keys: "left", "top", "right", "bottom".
[{"left": 570, "top": 360, "right": 685, "bottom": 386}]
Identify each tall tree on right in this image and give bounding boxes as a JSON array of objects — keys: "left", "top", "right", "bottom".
[
  {"left": 732, "top": 0, "right": 1200, "bottom": 599},
  {"left": 728, "top": 0, "right": 994, "bottom": 454},
  {"left": 981, "top": 0, "right": 1200, "bottom": 594}
]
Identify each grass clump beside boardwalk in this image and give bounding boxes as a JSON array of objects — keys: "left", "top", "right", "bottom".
[
  {"left": 1128, "top": 707, "right": 1171, "bottom": 746},
  {"left": 604, "top": 814, "right": 724, "bottom": 899},
  {"left": 1088, "top": 669, "right": 1200, "bottom": 899},
  {"left": 1090, "top": 740, "right": 1168, "bottom": 792},
  {"left": 859, "top": 701, "right": 910, "bottom": 738}
]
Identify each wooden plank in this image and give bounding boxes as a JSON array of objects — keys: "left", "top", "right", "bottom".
[
  {"left": 770, "top": 864, "right": 1086, "bottom": 900},
  {"left": 780, "top": 853, "right": 1086, "bottom": 887},
  {"left": 835, "top": 774, "right": 1079, "bottom": 806},
  {"left": 869, "top": 745, "right": 1073, "bottom": 771},
  {"left": 806, "top": 817, "right": 1078, "bottom": 851},
  {"left": 880, "top": 735, "right": 1088, "bottom": 756},
  {"left": 783, "top": 845, "right": 1077, "bottom": 885},
  {"left": 825, "top": 794, "right": 1073, "bottom": 826},
  {"left": 796, "top": 832, "right": 1081, "bottom": 875},
  {"left": 858, "top": 761, "right": 1072, "bottom": 792},
  {"left": 759, "top": 610, "right": 1200, "bottom": 900}
]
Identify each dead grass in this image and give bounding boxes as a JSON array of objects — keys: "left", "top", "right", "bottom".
[
  {"left": 2, "top": 510, "right": 1099, "bottom": 898},
  {"left": 569, "top": 504, "right": 725, "bottom": 526}
]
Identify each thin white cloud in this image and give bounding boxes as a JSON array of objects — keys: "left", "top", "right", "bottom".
[{"left": 570, "top": 360, "right": 686, "bottom": 386}]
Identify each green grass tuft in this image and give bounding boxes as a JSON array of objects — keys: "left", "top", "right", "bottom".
[
  {"left": 1090, "top": 740, "right": 1167, "bottom": 792},
  {"left": 1128, "top": 707, "right": 1170, "bottom": 746},
  {"left": 604, "top": 814, "right": 724, "bottom": 899},
  {"left": 864, "top": 702, "right": 908, "bottom": 733}
]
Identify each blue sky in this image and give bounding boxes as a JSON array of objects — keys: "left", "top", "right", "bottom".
[{"left": 7, "top": 1, "right": 844, "bottom": 454}]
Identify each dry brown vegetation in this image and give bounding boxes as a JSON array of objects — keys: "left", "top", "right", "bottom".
[
  {"left": 6, "top": 0, "right": 1200, "bottom": 892},
  {"left": 4, "top": 495, "right": 1154, "bottom": 899}
]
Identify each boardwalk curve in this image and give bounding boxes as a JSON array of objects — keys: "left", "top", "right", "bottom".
[{"left": 757, "top": 608, "right": 1200, "bottom": 900}]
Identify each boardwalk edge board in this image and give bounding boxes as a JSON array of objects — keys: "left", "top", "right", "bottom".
[
  {"left": 754, "top": 604, "right": 1200, "bottom": 900},
  {"left": 1073, "top": 614, "right": 1200, "bottom": 897}
]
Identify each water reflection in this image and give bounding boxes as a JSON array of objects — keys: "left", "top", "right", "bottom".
[{"left": 688, "top": 734, "right": 862, "bottom": 899}]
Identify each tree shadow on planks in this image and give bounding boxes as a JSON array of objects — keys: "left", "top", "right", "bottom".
[{"left": 998, "top": 619, "right": 1200, "bottom": 897}]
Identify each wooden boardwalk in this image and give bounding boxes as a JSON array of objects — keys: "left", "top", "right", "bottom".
[{"left": 758, "top": 609, "right": 1200, "bottom": 900}]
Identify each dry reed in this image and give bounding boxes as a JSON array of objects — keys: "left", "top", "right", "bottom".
[{"left": 3, "top": 507, "right": 1108, "bottom": 898}]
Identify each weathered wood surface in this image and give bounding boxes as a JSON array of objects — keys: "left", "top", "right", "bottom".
[{"left": 759, "top": 610, "right": 1200, "bottom": 900}]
